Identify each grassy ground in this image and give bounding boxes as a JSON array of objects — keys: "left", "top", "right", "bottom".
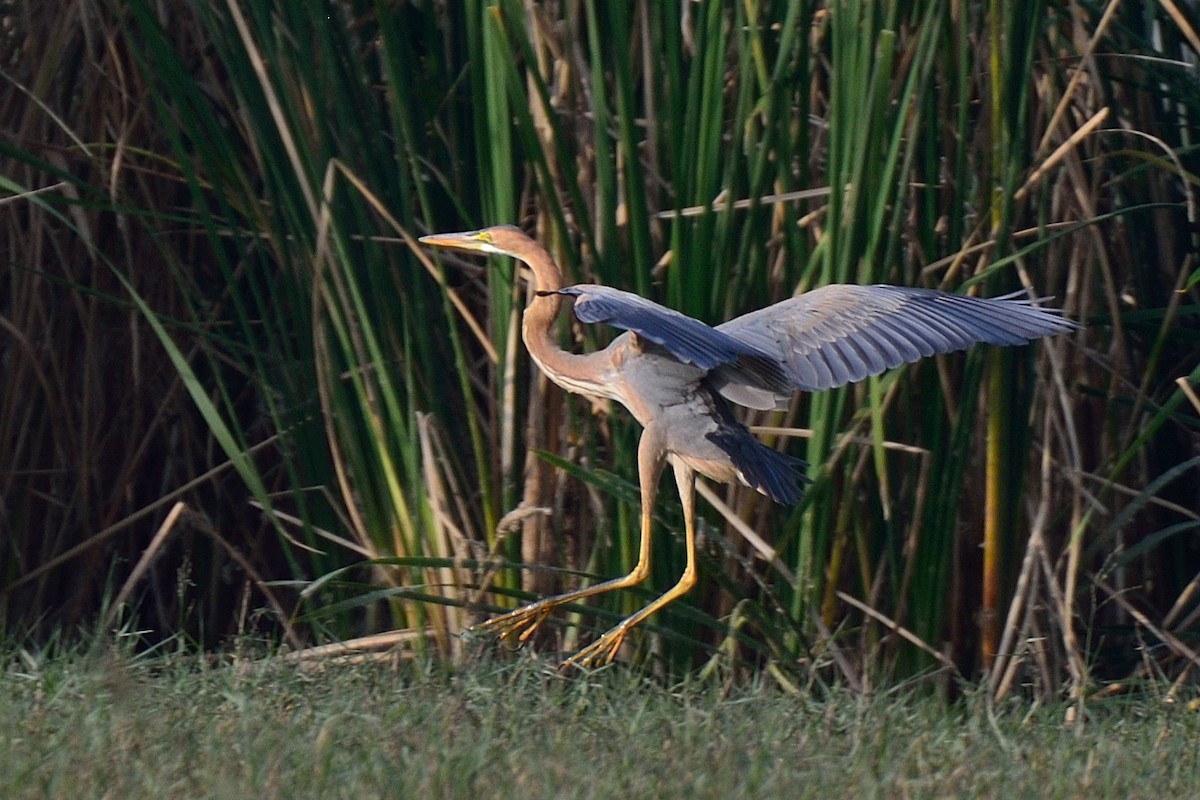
[{"left": 3, "top": 647, "right": 1197, "bottom": 799}]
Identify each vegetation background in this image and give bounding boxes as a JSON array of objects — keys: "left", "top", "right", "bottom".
[{"left": 2, "top": 0, "right": 1198, "bottom": 701}]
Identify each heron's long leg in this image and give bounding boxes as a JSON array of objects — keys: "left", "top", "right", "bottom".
[
  {"left": 473, "top": 427, "right": 667, "bottom": 646},
  {"left": 562, "top": 458, "right": 698, "bottom": 669}
]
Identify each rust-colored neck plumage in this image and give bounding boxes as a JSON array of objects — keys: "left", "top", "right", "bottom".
[{"left": 508, "top": 232, "right": 607, "bottom": 393}]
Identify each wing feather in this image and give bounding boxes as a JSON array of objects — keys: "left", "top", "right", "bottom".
[
  {"left": 717, "top": 284, "right": 1075, "bottom": 392},
  {"left": 553, "top": 283, "right": 1073, "bottom": 401},
  {"left": 552, "top": 285, "right": 791, "bottom": 396}
]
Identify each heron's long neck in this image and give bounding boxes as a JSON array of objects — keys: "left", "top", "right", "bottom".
[{"left": 518, "top": 241, "right": 605, "bottom": 389}]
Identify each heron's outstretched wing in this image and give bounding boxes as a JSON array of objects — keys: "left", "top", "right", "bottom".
[
  {"left": 717, "top": 284, "right": 1075, "bottom": 393},
  {"left": 551, "top": 285, "right": 791, "bottom": 398}
]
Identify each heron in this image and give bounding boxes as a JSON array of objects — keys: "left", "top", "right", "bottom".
[{"left": 419, "top": 224, "right": 1074, "bottom": 668}]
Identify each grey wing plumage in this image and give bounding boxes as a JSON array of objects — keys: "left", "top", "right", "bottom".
[
  {"left": 717, "top": 284, "right": 1076, "bottom": 393},
  {"left": 553, "top": 285, "right": 791, "bottom": 399}
]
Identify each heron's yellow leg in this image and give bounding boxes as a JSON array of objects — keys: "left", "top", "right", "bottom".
[
  {"left": 562, "top": 459, "right": 698, "bottom": 669},
  {"left": 473, "top": 428, "right": 666, "bottom": 646}
]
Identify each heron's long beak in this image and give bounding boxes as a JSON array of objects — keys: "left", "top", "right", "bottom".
[{"left": 418, "top": 229, "right": 495, "bottom": 253}]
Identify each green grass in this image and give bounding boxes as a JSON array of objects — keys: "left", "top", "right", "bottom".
[{"left": 4, "top": 647, "right": 1197, "bottom": 799}]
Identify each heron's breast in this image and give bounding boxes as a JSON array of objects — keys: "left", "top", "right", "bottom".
[{"left": 610, "top": 344, "right": 709, "bottom": 425}]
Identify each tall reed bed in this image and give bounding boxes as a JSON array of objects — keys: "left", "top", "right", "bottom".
[{"left": 2, "top": 1, "right": 1197, "bottom": 697}]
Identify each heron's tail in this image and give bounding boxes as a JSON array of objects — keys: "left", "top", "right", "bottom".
[{"left": 706, "top": 426, "right": 809, "bottom": 505}]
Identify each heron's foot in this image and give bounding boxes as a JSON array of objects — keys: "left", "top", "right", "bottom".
[
  {"left": 560, "top": 622, "right": 632, "bottom": 670},
  {"left": 473, "top": 601, "right": 558, "bottom": 645}
]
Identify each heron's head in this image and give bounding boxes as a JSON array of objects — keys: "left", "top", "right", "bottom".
[{"left": 419, "top": 224, "right": 529, "bottom": 258}]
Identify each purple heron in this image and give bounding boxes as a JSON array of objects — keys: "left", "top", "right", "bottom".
[{"left": 419, "top": 224, "right": 1073, "bottom": 668}]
